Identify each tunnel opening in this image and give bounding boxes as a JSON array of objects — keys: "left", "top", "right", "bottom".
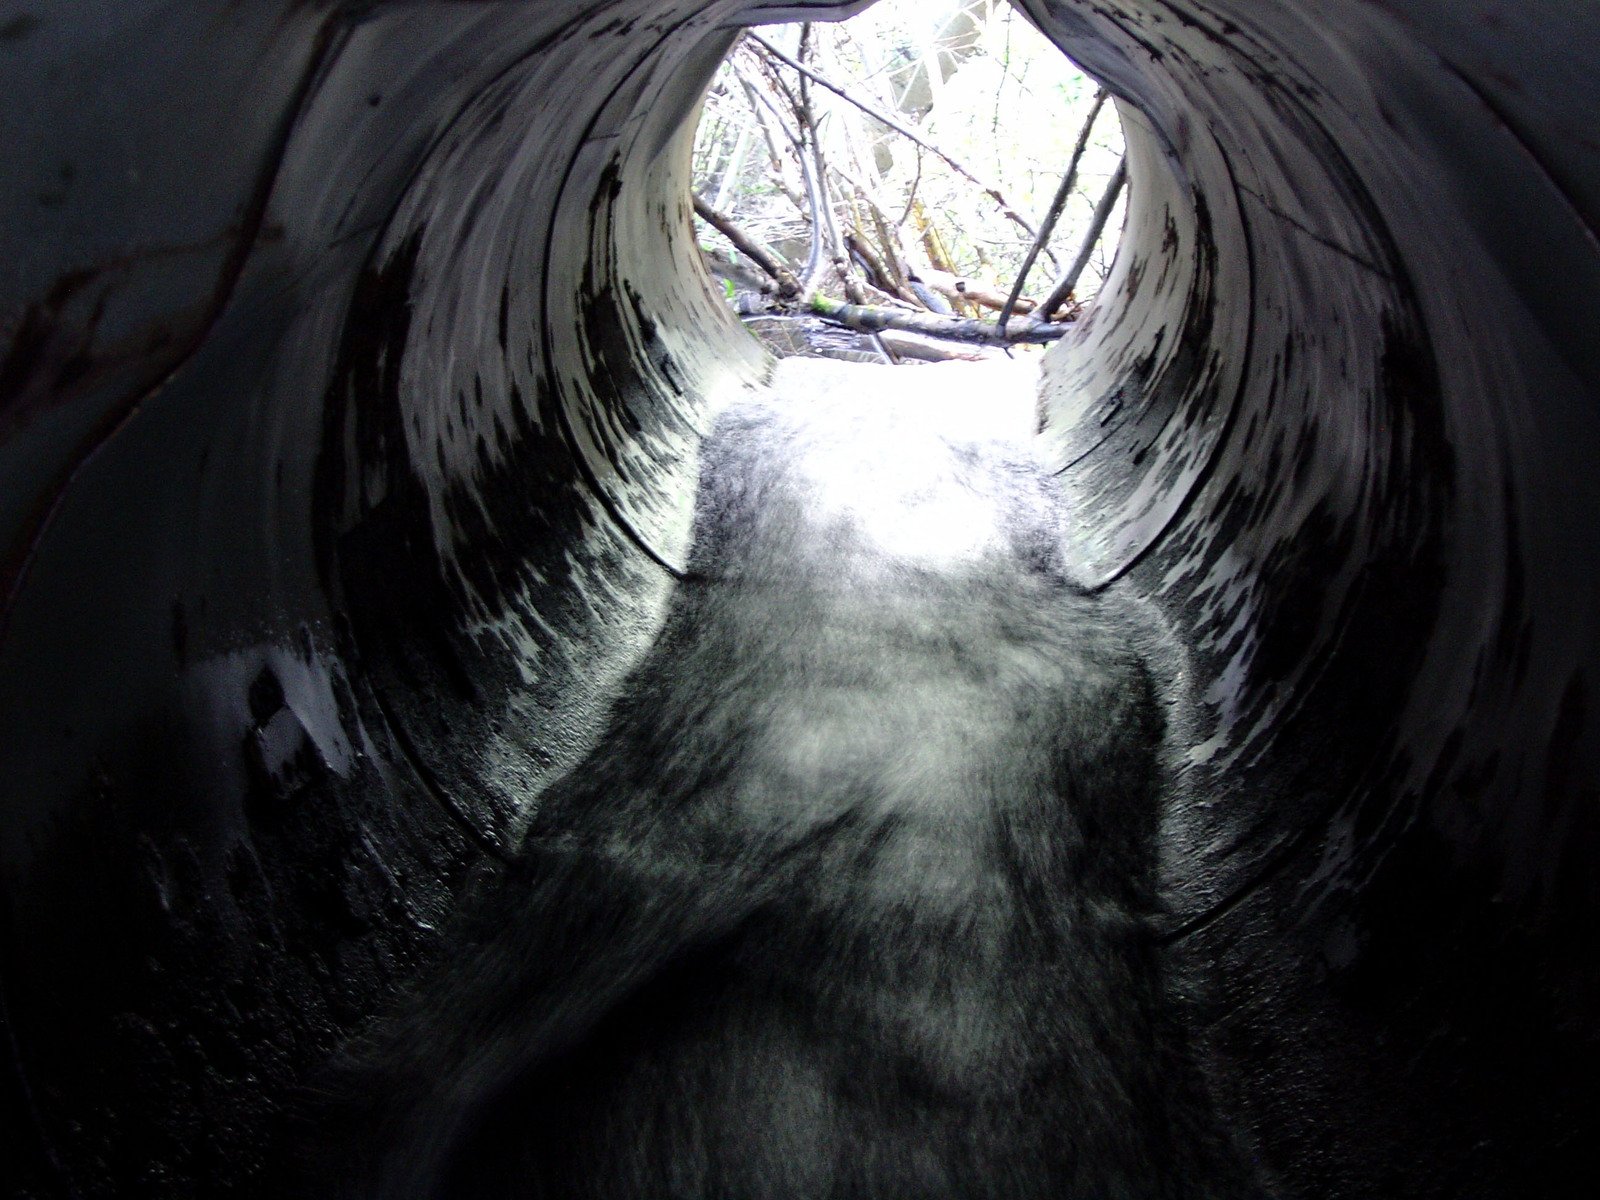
[
  {"left": 688, "top": 0, "right": 1128, "bottom": 366},
  {"left": 2, "top": 1, "right": 1598, "bottom": 1196}
]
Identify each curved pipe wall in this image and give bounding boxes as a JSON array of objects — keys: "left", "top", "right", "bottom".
[{"left": 0, "top": 1, "right": 1595, "bottom": 1195}]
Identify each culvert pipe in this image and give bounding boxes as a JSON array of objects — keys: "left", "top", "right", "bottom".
[{"left": 0, "top": 0, "right": 1596, "bottom": 1195}]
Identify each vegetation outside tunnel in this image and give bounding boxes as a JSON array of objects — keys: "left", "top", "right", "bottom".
[{"left": 691, "top": 0, "right": 1127, "bottom": 351}]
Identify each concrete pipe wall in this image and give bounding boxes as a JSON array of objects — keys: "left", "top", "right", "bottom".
[{"left": 1, "top": 1, "right": 1595, "bottom": 1195}]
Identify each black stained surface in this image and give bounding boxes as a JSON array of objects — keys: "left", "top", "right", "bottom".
[{"left": 1, "top": 0, "right": 1598, "bottom": 1196}]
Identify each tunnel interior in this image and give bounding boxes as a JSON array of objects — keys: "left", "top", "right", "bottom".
[{"left": 2, "top": 0, "right": 1598, "bottom": 1195}]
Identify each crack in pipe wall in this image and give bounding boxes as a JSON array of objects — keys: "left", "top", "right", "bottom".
[{"left": 0, "top": 0, "right": 1596, "bottom": 1195}]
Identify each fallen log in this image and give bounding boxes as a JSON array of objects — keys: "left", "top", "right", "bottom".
[
  {"left": 809, "top": 294, "right": 1070, "bottom": 345},
  {"left": 878, "top": 330, "right": 994, "bottom": 362}
]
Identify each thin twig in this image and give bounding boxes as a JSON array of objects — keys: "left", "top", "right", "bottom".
[
  {"left": 868, "top": 200, "right": 911, "bottom": 294},
  {"left": 711, "top": 120, "right": 753, "bottom": 212},
  {"left": 746, "top": 30, "right": 1057, "bottom": 262},
  {"left": 733, "top": 58, "right": 828, "bottom": 294},
  {"left": 898, "top": 144, "right": 924, "bottom": 228},
  {"left": 1038, "top": 155, "right": 1128, "bottom": 320},
  {"left": 794, "top": 24, "right": 849, "bottom": 298},
  {"left": 824, "top": 160, "right": 918, "bottom": 301},
  {"left": 998, "top": 88, "right": 1107, "bottom": 333}
]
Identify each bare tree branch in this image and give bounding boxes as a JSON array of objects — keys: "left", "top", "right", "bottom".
[
  {"left": 823, "top": 160, "right": 920, "bottom": 302},
  {"left": 998, "top": 88, "right": 1107, "bottom": 332},
  {"left": 712, "top": 119, "right": 754, "bottom": 212},
  {"left": 898, "top": 143, "right": 924, "bottom": 228},
  {"left": 693, "top": 194, "right": 802, "bottom": 298},
  {"left": 1038, "top": 155, "right": 1128, "bottom": 319},
  {"left": 746, "top": 30, "right": 1058, "bottom": 265},
  {"left": 867, "top": 200, "right": 912, "bottom": 295},
  {"left": 731, "top": 57, "right": 830, "bottom": 294},
  {"left": 843, "top": 230, "right": 897, "bottom": 297},
  {"left": 794, "top": 24, "right": 856, "bottom": 298}
]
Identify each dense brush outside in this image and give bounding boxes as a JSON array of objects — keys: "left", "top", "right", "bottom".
[{"left": 691, "top": 0, "right": 1126, "bottom": 363}]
